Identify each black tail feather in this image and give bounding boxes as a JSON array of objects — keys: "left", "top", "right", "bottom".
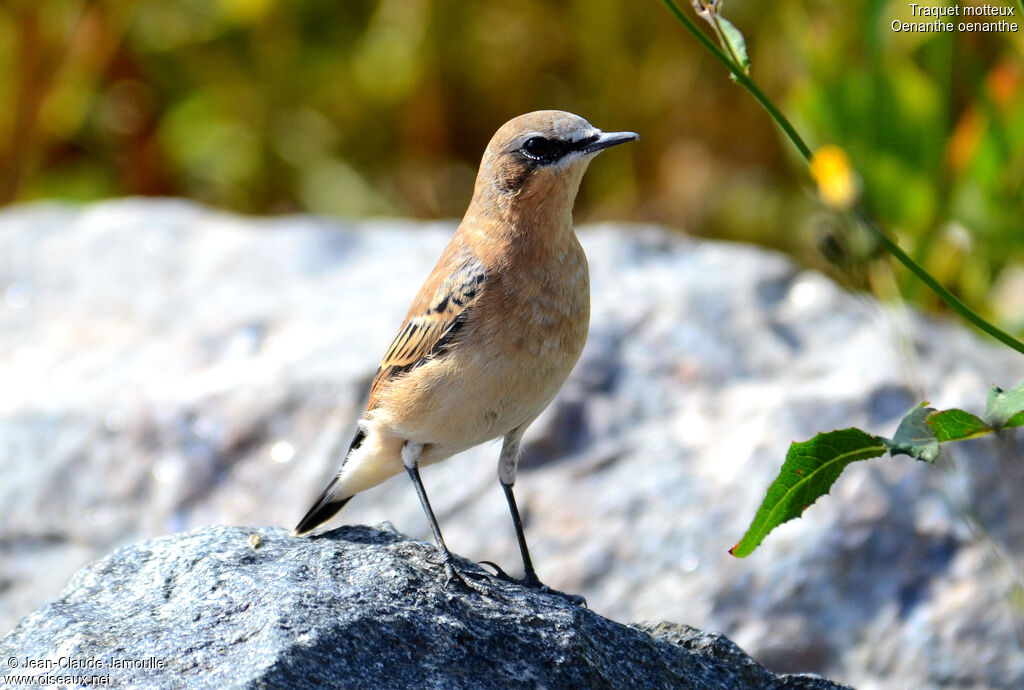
[
  {"left": 293, "top": 481, "right": 353, "bottom": 535},
  {"left": 292, "top": 427, "right": 366, "bottom": 536}
]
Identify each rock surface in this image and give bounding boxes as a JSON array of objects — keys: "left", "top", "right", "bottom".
[
  {"left": 0, "top": 524, "right": 846, "bottom": 690},
  {"left": 2, "top": 199, "right": 1023, "bottom": 689}
]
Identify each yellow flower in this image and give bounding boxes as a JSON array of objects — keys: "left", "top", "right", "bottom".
[{"left": 810, "top": 145, "right": 859, "bottom": 210}]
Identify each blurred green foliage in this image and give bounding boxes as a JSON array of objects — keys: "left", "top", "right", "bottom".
[
  {"left": 785, "top": 1, "right": 1024, "bottom": 328},
  {"left": 0, "top": 0, "right": 1021, "bottom": 328}
]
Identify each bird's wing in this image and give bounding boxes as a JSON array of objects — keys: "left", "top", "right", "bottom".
[{"left": 366, "top": 244, "right": 488, "bottom": 410}]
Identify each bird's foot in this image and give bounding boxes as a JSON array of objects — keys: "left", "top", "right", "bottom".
[
  {"left": 442, "top": 560, "right": 491, "bottom": 596},
  {"left": 478, "top": 561, "right": 587, "bottom": 607}
]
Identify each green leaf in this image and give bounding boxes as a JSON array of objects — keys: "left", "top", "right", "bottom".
[
  {"left": 689, "top": 1, "right": 750, "bottom": 78},
  {"left": 733, "top": 382, "right": 1024, "bottom": 558},
  {"left": 730, "top": 428, "right": 887, "bottom": 557},
  {"left": 883, "top": 404, "right": 940, "bottom": 463},
  {"left": 716, "top": 16, "right": 750, "bottom": 76},
  {"left": 926, "top": 408, "right": 991, "bottom": 442},
  {"left": 984, "top": 379, "right": 1024, "bottom": 429}
]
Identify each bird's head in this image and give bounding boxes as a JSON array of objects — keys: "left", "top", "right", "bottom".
[{"left": 469, "top": 110, "right": 638, "bottom": 222}]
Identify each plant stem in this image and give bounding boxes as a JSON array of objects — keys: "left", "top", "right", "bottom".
[
  {"left": 659, "top": 0, "right": 811, "bottom": 159},
  {"left": 858, "top": 212, "right": 1024, "bottom": 354},
  {"left": 659, "top": 0, "right": 1024, "bottom": 356}
]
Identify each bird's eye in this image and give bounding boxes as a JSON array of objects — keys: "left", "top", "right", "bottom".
[{"left": 521, "top": 136, "right": 561, "bottom": 162}]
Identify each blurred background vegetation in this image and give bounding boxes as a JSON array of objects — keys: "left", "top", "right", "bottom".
[{"left": 1, "top": 0, "right": 1021, "bottom": 331}]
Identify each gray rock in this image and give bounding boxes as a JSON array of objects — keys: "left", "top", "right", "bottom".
[
  {"left": 0, "top": 524, "right": 846, "bottom": 690},
  {"left": 2, "top": 200, "right": 1023, "bottom": 688}
]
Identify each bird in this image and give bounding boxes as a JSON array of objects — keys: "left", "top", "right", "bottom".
[{"left": 294, "top": 110, "right": 638, "bottom": 597}]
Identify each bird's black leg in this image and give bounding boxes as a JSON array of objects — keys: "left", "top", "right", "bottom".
[
  {"left": 482, "top": 433, "right": 586, "bottom": 606},
  {"left": 402, "top": 442, "right": 486, "bottom": 593},
  {"left": 500, "top": 479, "right": 541, "bottom": 586}
]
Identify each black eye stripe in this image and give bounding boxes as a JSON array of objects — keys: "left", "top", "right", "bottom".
[
  {"left": 520, "top": 133, "right": 599, "bottom": 163},
  {"left": 521, "top": 137, "right": 564, "bottom": 161}
]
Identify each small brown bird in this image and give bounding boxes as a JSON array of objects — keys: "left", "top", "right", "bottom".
[{"left": 295, "top": 110, "right": 638, "bottom": 595}]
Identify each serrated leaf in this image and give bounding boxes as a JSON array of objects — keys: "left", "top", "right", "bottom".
[
  {"left": 883, "top": 404, "right": 940, "bottom": 463},
  {"left": 926, "top": 408, "right": 991, "bottom": 442},
  {"left": 734, "top": 382, "right": 1023, "bottom": 558},
  {"left": 984, "top": 379, "right": 1024, "bottom": 428},
  {"left": 730, "top": 428, "right": 886, "bottom": 557}
]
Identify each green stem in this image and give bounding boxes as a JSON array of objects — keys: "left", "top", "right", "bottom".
[
  {"left": 659, "top": 0, "right": 1024, "bottom": 356},
  {"left": 858, "top": 211, "right": 1024, "bottom": 354}
]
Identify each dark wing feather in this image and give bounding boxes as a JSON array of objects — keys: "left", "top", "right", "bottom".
[{"left": 367, "top": 246, "right": 487, "bottom": 409}]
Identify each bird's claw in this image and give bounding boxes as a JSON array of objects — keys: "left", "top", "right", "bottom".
[
  {"left": 442, "top": 561, "right": 490, "bottom": 595},
  {"left": 477, "top": 560, "right": 587, "bottom": 607},
  {"left": 477, "top": 560, "right": 513, "bottom": 580}
]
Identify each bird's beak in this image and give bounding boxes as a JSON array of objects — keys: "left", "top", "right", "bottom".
[{"left": 584, "top": 130, "right": 640, "bottom": 155}]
